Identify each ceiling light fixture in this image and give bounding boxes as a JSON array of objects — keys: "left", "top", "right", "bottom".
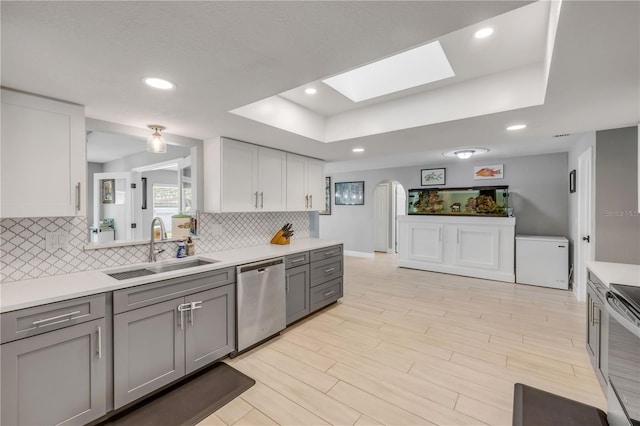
[
  {"left": 352, "top": 148, "right": 365, "bottom": 153},
  {"left": 143, "top": 77, "right": 176, "bottom": 91},
  {"left": 146, "top": 125, "right": 167, "bottom": 153},
  {"left": 474, "top": 27, "right": 494, "bottom": 39},
  {"left": 443, "top": 148, "right": 489, "bottom": 159},
  {"left": 507, "top": 124, "right": 527, "bottom": 131},
  {"left": 305, "top": 87, "right": 317, "bottom": 95}
]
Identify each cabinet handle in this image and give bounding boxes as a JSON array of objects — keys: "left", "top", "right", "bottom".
[
  {"left": 286, "top": 276, "right": 290, "bottom": 293},
  {"left": 593, "top": 302, "right": 600, "bottom": 325},
  {"left": 260, "top": 192, "right": 264, "bottom": 208},
  {"left": 178, "top": 303, "right": 192, "bottom": 330},
  {"left": 291, "top": 256, "right": 306, "bottom": 263},
  {"left": 324, "top": 267, "right": 335, "bottom": 273},
  {"left": 457, "top": 230, "right": 460, "bottom": 244},
  {"left": 75, "top": 182, "right": 81, "bottom": 212},
  {"left": 324, "top": 290, "right": 336, "bottom": 297},
  {"left": 439, "top": 227, "right": 442, "bottom": 242},
  {"left": 324, "top": 251, "right": 335, "bottom": 256},
  {"left": 97, "top": 326, "right": 102, "bottom": 359},
  {"left": 255, "top": 192, "right": 259, "bottom": 209},
  {"left": 190, "top": 301, "right": 203, "bottom": 326},
  {"left": 305, "top": 195, "right": 309, "bottom": 208},
  {"left": 309, "top": 194, "right": 313, "bottom": 208},
  {"left": 32, "top": 310, "right": 81, "bottom": 327}
]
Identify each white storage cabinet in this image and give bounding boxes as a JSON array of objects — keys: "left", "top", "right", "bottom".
[
  {"left": 285, "top": 153, "right": 325, "bottom": 211},
  {"left": 1, "top": 89, "right": 86, "bottom": 218}
]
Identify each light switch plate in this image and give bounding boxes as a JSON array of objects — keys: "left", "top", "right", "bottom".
[{"left": 45, "top": 231, "right": 70, "bottom": 252}]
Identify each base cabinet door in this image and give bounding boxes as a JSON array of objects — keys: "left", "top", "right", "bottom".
[
  {"left": 286, "top": 264, "right": 310, "bottom": 325},
  {"left": 407, "top": 223, "right": 443, "bottom": 263},
  {"left": 454, "top": 226, "right": 500, "bottom": 270},
  {"left": 114, "top": 298, "right": 185, "bottom": 409},
  {"left": 0, "top": 319, "right": 106, "bottom": 426},
  {"left": 185, "top": 284, "right": 235, "bottom": 374}
]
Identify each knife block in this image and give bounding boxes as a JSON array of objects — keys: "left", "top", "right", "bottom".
[{"left": 270, "top": 230, "right": 290, "bottom": 245}]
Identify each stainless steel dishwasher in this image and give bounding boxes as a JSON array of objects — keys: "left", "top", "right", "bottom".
[{"left": 236, "top": 257, "right": 286, "bottom": 352}]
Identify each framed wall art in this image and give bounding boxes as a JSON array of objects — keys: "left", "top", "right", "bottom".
[
  {"left": 421, "top": 168, "right": 446, "bottom": 186},
  {"left": 474, "top": 164, "right": 504, "bottom": 180},
  {"left": 335, "top": 181, "right": 364, "bottom": 205},
  {"left": 101, "top": 179, "right": 115, "bottom": 204},
  {"left": 319, "top": 176, "right": 331, "bottom": 214}
]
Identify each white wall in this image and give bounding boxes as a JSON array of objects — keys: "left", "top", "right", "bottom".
[{"left": 320, "top": 152, "right": 569, "bottom": 255}]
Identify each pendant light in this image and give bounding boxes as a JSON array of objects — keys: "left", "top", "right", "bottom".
[{"left": 147, "top": 125, "right": 167, "bottom": 153}]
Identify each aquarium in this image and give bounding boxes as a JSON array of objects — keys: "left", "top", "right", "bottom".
[{"left": 407, "top": 186, "right": 509, "bottom": 216}]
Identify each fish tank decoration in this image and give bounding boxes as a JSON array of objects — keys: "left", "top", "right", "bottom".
[{"left": 407, "top": 186, "right": 509, "bottom": 216}]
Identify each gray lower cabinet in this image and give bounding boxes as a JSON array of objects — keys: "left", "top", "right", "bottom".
[
  {"left": 114, "top": 283, "right": 235, "bottom": 409},
  {"left": 1, "top": 318, "right": 107, "bottom": 425},
  {"left": 586, "top": 271, "right": 608, "bottom": 391},
  {"left": 286, "top": 264, "right": 310, "bottom": 325}
]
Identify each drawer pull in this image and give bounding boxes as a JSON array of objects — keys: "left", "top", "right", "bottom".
[
  {"left": 190, "top": 301, "right": 203, "bottom": 326},
  {"left": 324, "top": 267, "right": 336, "bottom": 273},
  {"left": 291, "top": 256, "right": 306, "bottom": 263},
  {"left": 324, "top": 290, "right": 336, "bottom": 297},
  {"left": 32, "top": 310, "right": 81, "bottom": 327},
  {"left": 324, "top": 251, "right": 335, "bottom": 256}
]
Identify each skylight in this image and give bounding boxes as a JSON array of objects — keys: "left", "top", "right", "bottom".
[{"left": 322, "top": 40, "right": 455, "bottom": 103}]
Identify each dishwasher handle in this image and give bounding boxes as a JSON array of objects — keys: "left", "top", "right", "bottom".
[{"left": 237, "top": 257, "right": 284, "bottom": 274}]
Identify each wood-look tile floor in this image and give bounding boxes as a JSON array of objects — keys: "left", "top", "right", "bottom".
[{"left": 199, "top": 253, "right": 606, "bottom": 426}]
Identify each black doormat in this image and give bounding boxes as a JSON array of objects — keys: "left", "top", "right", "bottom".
[{"left": 100, "top": 362, "right": 255, "bottom": 426}]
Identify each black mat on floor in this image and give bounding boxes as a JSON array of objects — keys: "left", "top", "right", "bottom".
[
  {"left": 100, "top": 362, "right": 255, "bottom": 426},
  {"left": 512, "top": 383, "right": 608, "bottom": 426}
]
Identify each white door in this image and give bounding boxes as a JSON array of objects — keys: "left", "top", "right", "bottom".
[
  {"left": 221, "top": 140, "right": 258, "bottom": 212},
  {"left": 257, "top": 147, "right": 286, "bottom": 211},
  {"left": 374, "top": 184, "right": 390, "bottom": 252},
  {"left": 454, "top": 226, "right": 500, "bottom": 270},
  {"left": 575, "top": 147, "right": 594, "bottom": 302},
  {"left": 286, "top": 154, "right": 307, "bottom": 211},
  {"left": 407, "top": 223, "right": 444, "bottom": 263},
  {"left": 306, "top": 159, "right": 325, "bottom": 211}
]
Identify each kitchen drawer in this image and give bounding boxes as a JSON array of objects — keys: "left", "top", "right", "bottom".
[
  {"left": 285, "top": 251, "right": 309, "bottom": 269},
  {"left": 310, "top": 277, "right": 342, "bottom": 312},
  {"left": 1, "top": 294, "right": 105, "bottom": 344},
  {"left": 310, "top": 256, "right": 343, "bottom": 287},
  {"left": 309, "top": 244, "right": 343, "bottom": 263},
  {"left": 114, "top": 267, "right": 235, "bottom": 314}
]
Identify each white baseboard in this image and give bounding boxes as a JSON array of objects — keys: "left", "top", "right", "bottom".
[{"left": 344, "top": 250, "right": 375, "bottom": 259}]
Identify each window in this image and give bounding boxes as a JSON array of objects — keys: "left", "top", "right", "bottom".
[{"left": 153, "top": 184, "right": 179, "bottom": 237}]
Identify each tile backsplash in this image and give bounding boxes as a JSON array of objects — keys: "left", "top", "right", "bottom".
[{"left": 1, "top": 212, "right": 310, "bottom": 283}]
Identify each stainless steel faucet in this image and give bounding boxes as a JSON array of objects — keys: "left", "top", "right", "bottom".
[{"left": 149, "top": 217, "right": 167, "bottom": 262}]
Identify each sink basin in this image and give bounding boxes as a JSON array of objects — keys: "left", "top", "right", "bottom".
[
  {"left": 146, "top": 258, "right": 218, "bottom": 273},
  {"left": 107, "top": 258, "right": 219, "bottom": 280}
]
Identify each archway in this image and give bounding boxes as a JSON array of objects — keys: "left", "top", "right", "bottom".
[{"left": 373, "top": 180, "right": 406, "bottom": 253}]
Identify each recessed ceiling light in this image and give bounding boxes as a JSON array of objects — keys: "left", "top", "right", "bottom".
[
  {"left": 304, "top": 87, "right": 317, "bottom": 95},
  {"left": 507, "top": 124, "right": 527, "bottom": 131},
  {"left": 474, "top": 27, "right": 494, "bottom": 39},
  {"left": 143, "top": 77, "right": 176, "bottom": 91},
  {"left": 443, "top": 148, "right": 489, "bottom": 159},
  {"left": 322, "top": 40, "right": 455, "bottom": 103},
  {"left": 352, "top": 148, "right": 365, "bottom": 153}
]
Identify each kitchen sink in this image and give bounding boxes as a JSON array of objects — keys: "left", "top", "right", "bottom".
[{"left": 107, "top": 258, "right": 219, "bottom": 280}]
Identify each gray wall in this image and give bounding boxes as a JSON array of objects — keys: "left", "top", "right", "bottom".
[
  {"left": 320, "top": 152, "right": 569, "bottom": 254},
  {"left": 595, "top": 126, "right": 640, "bottom": 264}
]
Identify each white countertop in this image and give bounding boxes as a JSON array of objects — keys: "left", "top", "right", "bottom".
[
  {"left": 0, "top": 238, "right": 342, "bottom": 313},
  {"left": 587, "top": 261, "right": 640, "bottom": 288}
]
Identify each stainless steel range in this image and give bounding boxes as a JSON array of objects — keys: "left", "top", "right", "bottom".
[{"left": 606, "top": 284, "right": 640, "bottom": 426}]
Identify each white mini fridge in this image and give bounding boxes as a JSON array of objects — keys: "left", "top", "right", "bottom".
[{"left": 516, "top": 235, "right": 569, "bottom": 290}]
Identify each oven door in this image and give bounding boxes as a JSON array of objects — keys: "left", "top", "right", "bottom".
[{"left": 606, "top": 291, "right": 640, "bottom": 426}]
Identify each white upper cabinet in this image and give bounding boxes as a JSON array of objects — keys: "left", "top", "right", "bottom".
[
  {"left": 204, "top": 137, "right": 287, "bottom": 212},
  {"left": 1, "top": 89, "right": 86, "bottom": 218},
  {"left": 286, "top": 154, "right": 326, "bottom": 211}
]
